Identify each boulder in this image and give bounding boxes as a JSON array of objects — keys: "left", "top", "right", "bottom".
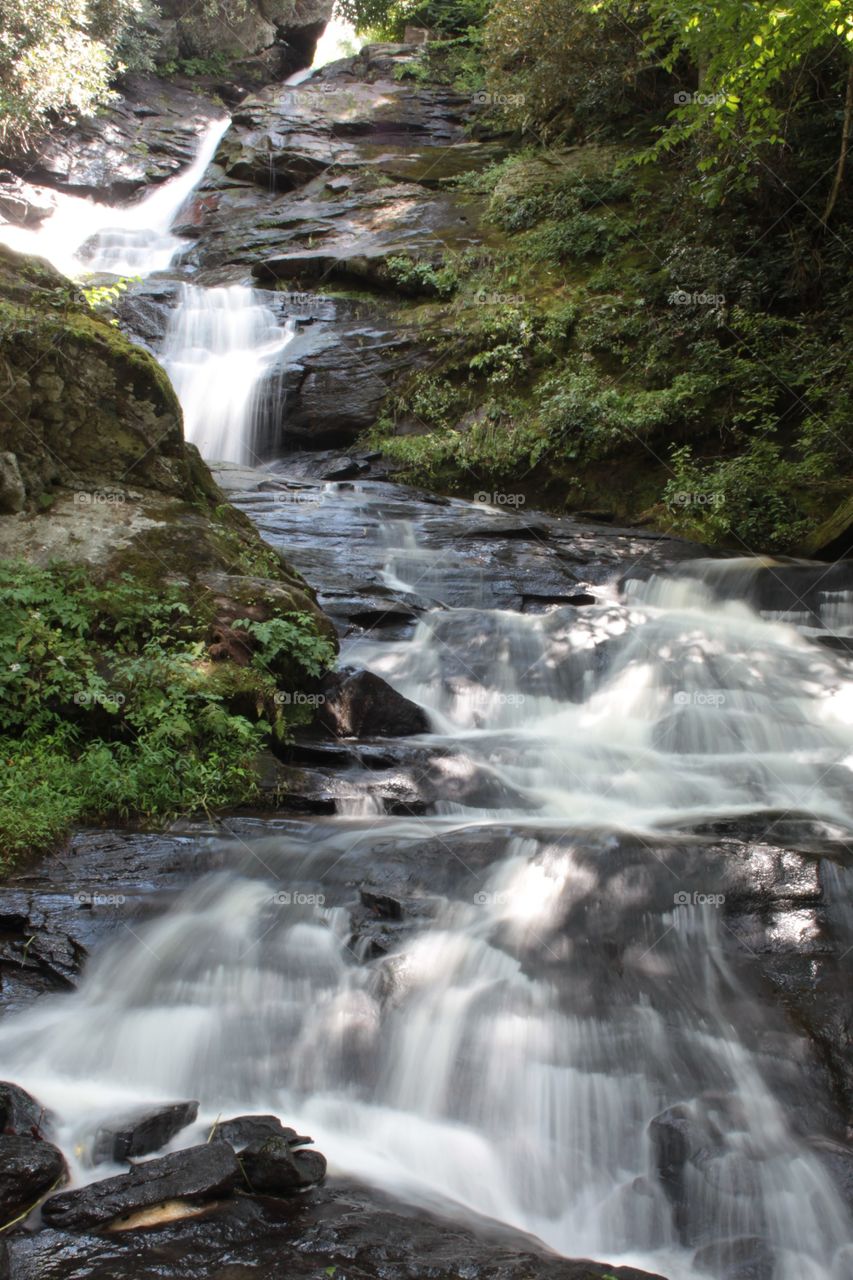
[
  {"left": 93, "top": 1101, "right": 200, "bottom": 1164},
  {"left": 318, "top": 668, "right": 430, "bottom": 738},
  {"left": 211, "top": 1114, "right": 312, "bottom": 1152},
  {"left": 41, "top": 1143, "right": 240, "bottom": 1231},
  {"left": 241, "top": 1135, "right": 327, "bottom": 1195},
  {"left": 0, "top": 1135, "right": 66, "bottom": 1224},
  {"left": 0, "top": 173, "right": 55, "bottom": 226}
]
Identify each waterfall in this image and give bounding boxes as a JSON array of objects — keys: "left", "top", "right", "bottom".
[
  {"left": 160, "top": 285, "right": 296, "bottom": 464},
  {"left": 0, "top": 507, "right": 851, "bottom": 1280},
  {"left": 0, "top": 118, "right": 229, "bottom": 279}
]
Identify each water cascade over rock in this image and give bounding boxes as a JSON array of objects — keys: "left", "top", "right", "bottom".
[{"left": 0, "top": 39, "right": 851, "bottom": 1280}]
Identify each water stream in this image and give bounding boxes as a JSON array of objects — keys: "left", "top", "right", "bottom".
[{"left": 2, "top": 87, "right": 852, "bottom": 1280}]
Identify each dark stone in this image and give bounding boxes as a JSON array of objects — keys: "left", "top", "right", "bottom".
[
  {"left": 0, "top": 1082, "right": 51, "bottom": 1139},
  {"left": 318, "top": 668, "right": 430, "bottom": 738},
  {"left": 41, "top": 1142, "right": 240, "bottom": 1230},
  {"left": 0, "top": 1135, "right": 66, "bottom": 1224},
  {"left": 93, "top": 1101, "right": 199, "bottom": 1164},
  {"left": 360, "top": 888, "right": 405, "bottom": 921},
  {"left": 212, "top": 1114, "right": 312, "bottom": 1152},
  {"left": 5, "top": 75, "right": 223, "bottom": 200},
  {"left": 241, "top": 1135, "right": 327, "bottom": 1195},
  {"left": 8, "top": 1180, "right": 668, "bottom": 1279}
]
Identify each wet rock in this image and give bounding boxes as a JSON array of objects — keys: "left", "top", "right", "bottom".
[
  {"left": 0, "top": 174, "right": 55, "bottom": 226},
  {"left": 211, "top": 1114, "right": 312, "bottom": 1152},
  {"left": 41, "top": 1143, "right": 240, "bottom": 1231},
  {"left": 318, "top": 668, "right": 430, "bottom": 738},
  {"left": 0, "top": 1135, "right": 66, "bottom": 1224},
  {"left": 6, "top": 75, "right": 222, "bottom": 200},
  {"left": 9, "top": 1180, "right": 668, "bottom": 1279},
  {"left": 360, "top": 888, "right": 404, "bottom": 920},
  {"left": 0, "top": 1081, "right": 51, "bottom": 1139},
  {"left": 93, "top": 1101, "right": 199, "bottom": 1164},
  {"left": 692, "top": 1235, "right": 775, "bottom": 1280},
  {"left": 241, "top": 1135, "right": 327, "bottom": 1194}
]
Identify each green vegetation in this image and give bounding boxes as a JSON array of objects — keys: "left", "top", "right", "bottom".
[
  {"left": 355, "top": 0, "right": 853, "bottom": 552},
  {"left": 0, "top": 0, "right": 156, "bottom": 150},
  {"left": 0, "top": 561, "right": 335, "bottom": 865}
]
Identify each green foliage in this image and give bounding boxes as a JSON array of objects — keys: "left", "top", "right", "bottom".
[
  {"left": 598, "top": 0, "right": 853, "bottom": 200},
  {"left": 159, "top": 52, "right": 231, "bottom": 78},
  {"left": 0, "top": 0, "right": 156, "bottom": 149},
  {"left": 232, "top": 615, "right": 336, "bottom": 680},
  {"left": 0, "top": 561, "right": 334, "bottom": 863},
  {"left": 384, "top": 254, "right": 459, "bottom": 297},
  {"left": 335, "top": 0, "right": 488, "bottom": 38},
  {"left": 663, "top": 440, "right": 831, "bottom": 550}
]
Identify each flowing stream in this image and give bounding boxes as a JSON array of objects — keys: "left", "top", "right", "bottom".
[{"left": 2, "top": 90, "right": 853, "bottom": 1280}]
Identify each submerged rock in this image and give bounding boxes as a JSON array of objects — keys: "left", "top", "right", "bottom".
[
  {"left": 93, "top": 1102, "right": 200, "bottom": 1165},
  {"left": 41, "top": 1143, "right": 240, "bottom": 1231}
]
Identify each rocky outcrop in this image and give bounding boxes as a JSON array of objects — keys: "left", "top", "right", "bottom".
[
  {"left": 156, "top": 0, "right": 334, "bottom": 78},
  {"left": 0, "top": 245, "right": 334, "bottom": 678},
  {"left": 8, "top": 76, "right": 223, "bottom": 201}
]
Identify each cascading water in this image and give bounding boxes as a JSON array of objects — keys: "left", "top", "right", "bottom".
[
  {"left": 0, "top": 499, "right": 851, "bottom": 1280},
  {"left": 160, "top": 285, "right": 296, "bottom": 464},
  {"left": 0, "top": 118, "right": 229, "bottom": 278}
]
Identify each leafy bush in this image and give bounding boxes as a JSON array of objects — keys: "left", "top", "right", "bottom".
[
  {"left": 0, "top": 0, "right": 156, "bottom": 149},
  {"left": 0, "top": 561, "right": 334, "bottom": 862}
]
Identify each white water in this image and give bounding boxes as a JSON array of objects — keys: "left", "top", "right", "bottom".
[
  {"left": 0, "top": 118, "right": 228, "bottom": 278},
  {"left": 161, "top": 286, "right": 296, "bottom": 464},
  {"left": 0, "top": 525, "right": 852, "bottom": 1280},
  {"left": 1, "top": 42, "right": 852, "bottom": 1280}
]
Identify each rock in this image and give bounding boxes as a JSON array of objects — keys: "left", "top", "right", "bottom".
[
  {"left": 241, "top": 1135, "right": 327, "bottom": 1195},
  {"left": 360, "top": 888, "right": 404, "bottom": 920},
  {"left": 41, "top": 1143, "right": 240, "bottom": 1230},
  {"left": 0, "top": 1135, "right": 66, "bottom": 1224},
  {"left": 0, "top": 452, "right": 25, "bottom": 513},
  {"left": 93, "top": 1101, "right": 200, "bottom": 1164},
  {"left": 0, "top": 173, "right": 55, "bottom": 226},
  {"left": 157, "top": 0, "right": 333, "bottom": 71},
  {"left": 9, "top": 1180, "right": 668, "bottom": 1279},
  {"left": 0, "top": 1082, "right": 50, "bottom": 1138},
  {"left": 5, "top": 75, "right": 223, "bottom": 200},
  {"left": 318, "top": 667, "right": 430, "bottom": 738},
  {"left": 211, "top": 1114, "right": 312, "bottom": 1151}
]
